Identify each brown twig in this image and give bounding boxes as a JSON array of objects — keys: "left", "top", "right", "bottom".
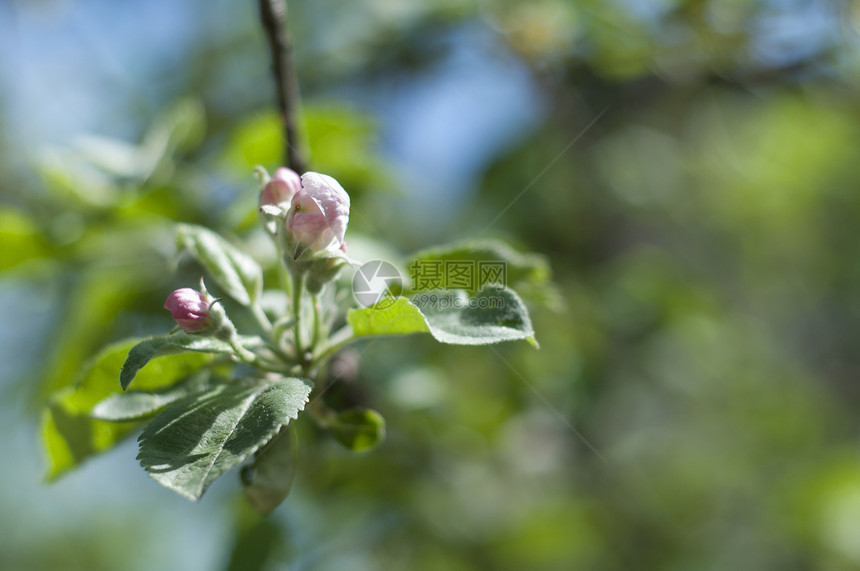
[{"left": 258, "top": 0, "right": 307, "bottom": 173}]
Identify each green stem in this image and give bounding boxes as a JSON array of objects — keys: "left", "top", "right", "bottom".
[
  {"left": 250, "top": 303, "right": 273, "bottom": 334},
  {"left": 251, "top": 359, "right": 291, "bottom": 374},
  {"left": 251, "top": 303, "right": 296, "bottom": 366},
  {"left": 311, "top": 293, "right": 323, "bottom": 351},
  {"left": 228, "top": 336, "right": 257, "bottom": 363},
  {"left": 251, "top": 347, "right": 293, "bottom": 374},
  {"left": 291, "top": 272, "right": 305, "bottom": 360},
  {"left": 272, "top": 316, "right": 295, "bottom": 355},
  {"left": 313, "top": 324, "right": 354, "bottom": 365}
]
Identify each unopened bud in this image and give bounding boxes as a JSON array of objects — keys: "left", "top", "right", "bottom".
[
  {"left": 164, "top": 288, "right": 212, "bottom": 332},
  {"left": 284, "top": 172, "right": 350, "bottom": 257},
  {"left": 260, "top": 167, "right": 302, "bottom": 208}
]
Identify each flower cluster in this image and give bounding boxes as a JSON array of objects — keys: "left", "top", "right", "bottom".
[
  {"left": 166, "top": 168, "right": 352, "bottom": 332},
  {"left": 54, "top": 160, "right": 538, "bottom": 509}
]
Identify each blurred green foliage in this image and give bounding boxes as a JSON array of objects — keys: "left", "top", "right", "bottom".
[
  {"left": 4, "top": 0, "right": 860, "bottom": 569},
  {"left": 43, "top": 338, "right": 214, "bottom": 480}
]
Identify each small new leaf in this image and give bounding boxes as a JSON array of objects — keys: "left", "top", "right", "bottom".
[
  {"left": 120, "top": 332, "right": 252, "bottom": 390},
  {"left": 330, "top": 408, "right": 386, "bottom": 452},
  {"left": 92, "top": 373, "right": 209, "bottom": 422},
  {"left": 137, "top": 377, "right": 311, "bottom": 501},
  {"left": 92, "top": 390, "right": 187, "bottom": 422}
]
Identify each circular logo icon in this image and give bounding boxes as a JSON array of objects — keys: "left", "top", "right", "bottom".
[{"left": 353, "top": 260, "right": 403, "bottom": 309}]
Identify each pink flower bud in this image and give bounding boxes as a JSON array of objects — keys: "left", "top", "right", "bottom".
[
  {"left": 164, "top": 288, "right": 211, "bottom": 332},
  {"left": 260, "top": 167, "right": 302, "bottom": 207},
  {"left": 285, "top": 172, "right": 350, "bottom": 255}
]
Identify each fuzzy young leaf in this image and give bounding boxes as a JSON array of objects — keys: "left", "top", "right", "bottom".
[
  {"left": 177, "top": 224, "right": 262, "bottom": 306},
  {"left": 92, "top": 374, "right": 209, "bottom": 422},
  {"left": 120, "top": 332, "right": 260, "bottom": 390},
  {"left": 92, "top": 390, "right": 187, "bottom": 422},
  {"left": 42, "top": 338, "right": 212, "bottom": 480},
  {"left": 330, "top": 408, "right": 385, "bottom": 452},
  {"left": 418, "top": 286, "right": 538, "bottom": 347},
  {"left": 138, "top": 378, "right": 311, "bottom": 501},
  {"left": 348, "top": 286, "right": 537, "bottom": 346}
]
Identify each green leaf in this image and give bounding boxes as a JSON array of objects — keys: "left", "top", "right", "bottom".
[
  {"left": 405, "top": 239, "right": 560, "bottom": 307},
  {"left": 73, "top": 135, "right": 147, "bottom": 180},
  {"left": 304, "top": 105, "right": 389, "bottom": 193},
  {"left": 92, "top": 374, "right": 209, "bottom": 422},
  {"left": 138, "top": 378, "right": 312, "bottom": 501},
  {"left": 0, "top": 208, "right": 49, "bottom": 271},
  {"left": 330, "top": 408, "right": 386, "bottom": 452},
  {"left": 177, "top": 224, "right": 262, "bottom": 306},
  {"left": 141, "top": 98, "right": 206, "bottom": 163},
  {"left": 347, "top": 286, "right": 537, "bottom": 346},
  {"left": 42, "top": 338, "right": 213, "bottom": 481},
  {"left": 241, "top": 428, "right": 297, "bottom": 514},
  {"left": 37, "top": 146, "right": 117, "bottom": 209},
  {"left": 71, "top": 99, "right": 204, "bottom": 182},
  {"left": 347, "top": 297, "right": 430, "bottom": 337},
  {"left": 91, "top": 390, "right": 186, "bottom": 422},
  {"left": 120, "top": 332, "right": 241, "bottom": 390},
  {"left": 222, "top": 112, "right": 283, "bottom": 172},
  {"left": 418, "top": 287, "right": 538, "bottom": 347},
  {"left": 39, "top": 270, "right": 143, "bottom": 396},
  {"left": 221, "top": 105, "right": 388, "bottom": 195}
]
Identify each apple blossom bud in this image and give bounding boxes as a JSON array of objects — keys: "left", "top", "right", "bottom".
[
  {"left": 260, "top": 167, "right": 302, "bottom": 207},
  {"left": 164, "top": 288, "right": 212, "bottom": 332},
  {"left": 285, "top": 172, "right": 350, "bottom": 257}
]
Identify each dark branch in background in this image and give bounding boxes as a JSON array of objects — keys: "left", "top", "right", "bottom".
[{"left": 259, "top": 0, "right": 307, "bottom": 173}]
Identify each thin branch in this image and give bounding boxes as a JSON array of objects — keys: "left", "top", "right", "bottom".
[{"left": 258, "top": 0, "right": 307, "bottom": 173}]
